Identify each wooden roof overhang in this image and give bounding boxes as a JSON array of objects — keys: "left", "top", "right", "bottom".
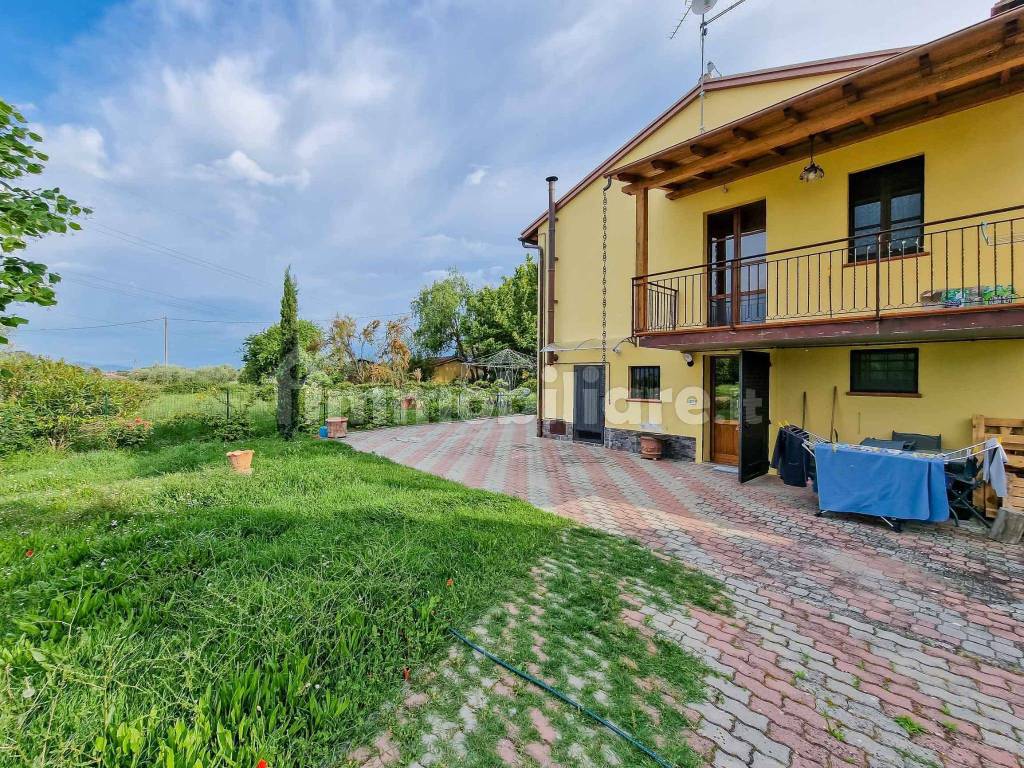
[{"left": 609, "top": 8, "right": 1024, "bottom": 200}]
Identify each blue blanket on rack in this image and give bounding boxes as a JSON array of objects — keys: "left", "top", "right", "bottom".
[{"left": 814, "top": 444, "right": 950, "bottom": 522}]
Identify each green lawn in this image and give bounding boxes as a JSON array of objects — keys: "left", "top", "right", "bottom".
[{"left": 0, "top": 435, "right": 723, "bottom": 767}]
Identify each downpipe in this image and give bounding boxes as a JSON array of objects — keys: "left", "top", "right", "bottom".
[{"left": 519, "top": 235, "right": 543, "bottom": 438}]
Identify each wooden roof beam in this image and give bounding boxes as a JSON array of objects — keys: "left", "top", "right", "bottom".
[
  {"left": 650, "top": 159, "right": 678, "bottom": 171},
  {"left": 783, "top": 107, "right": 804, "bottom": 124},
  {"left": 842, "top": 83, "right": 861, "bottom": 104},
  {"left": 689, "top": 143, "right": 713, "bottom": 158},
  {"left": 623, "top": 37, "right": 1024, "bottom": 194},
  {"left": 732, "top": 128, "right": 756, "bottom": 142},
  {"left": 663, "top": 70, "right": 1024, "bottom": 200},
  {"left": 919, "top": 53, "right": 934, "bottom": 77},
  {"left": 1004, "top": 18, "right": 1020, "bottom": 47}
]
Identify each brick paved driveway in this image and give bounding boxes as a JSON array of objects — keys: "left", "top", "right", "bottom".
[{"left": 348, "top": 418, "right": 1024, "bottom": 768}]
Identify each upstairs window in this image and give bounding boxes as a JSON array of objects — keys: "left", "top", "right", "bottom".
[
  {"left": 850, "top": 348, "right": 919, "bottom": 395},
  {"left": 629, "top": 366, "right": 661, "bottom": 400},
  {"left": 849, "top": 157, "right": 924, "bottom": 262}
]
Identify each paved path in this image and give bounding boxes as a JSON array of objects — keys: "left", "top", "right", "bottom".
[{"left": 348, "top": 418, "right": 1024, "bottom": 768}]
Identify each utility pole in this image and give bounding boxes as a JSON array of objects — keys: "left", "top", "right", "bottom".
[{"left": 163, "top": 316, "right": 169, "bottom": 366}]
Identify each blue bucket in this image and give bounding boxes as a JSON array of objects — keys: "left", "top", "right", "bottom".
[{"left": 318, "top": 426, "right": 329, "bottom": 439}]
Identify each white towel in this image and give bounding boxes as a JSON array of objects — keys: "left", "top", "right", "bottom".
[{"left": 983, "top": 437, "right": 1009, "bottom": 499}]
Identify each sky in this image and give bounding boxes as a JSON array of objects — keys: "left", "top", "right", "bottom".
[{"left": 4, "top": 0, "right": 987, "bottom": 369}]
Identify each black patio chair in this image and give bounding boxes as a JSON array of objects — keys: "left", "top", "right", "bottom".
[
  {"left": 945, "top": 456, "right": 991, "bottom": 528},
  {"left": 893, "top": 431, "right": 942, "bottom": 451}
]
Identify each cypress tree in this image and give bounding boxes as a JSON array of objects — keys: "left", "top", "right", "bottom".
[{"left": 276, "top": 267, "right": 301, "bottom": 439}]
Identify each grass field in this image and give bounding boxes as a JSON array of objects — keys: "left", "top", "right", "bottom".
[{"left": 0, "top": 432, "right": 723, "bottom": 767}]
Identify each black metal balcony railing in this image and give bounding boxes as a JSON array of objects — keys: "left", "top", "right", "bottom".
[{"left": 632, "top": 206, "right": 1024, "bottom": 335}]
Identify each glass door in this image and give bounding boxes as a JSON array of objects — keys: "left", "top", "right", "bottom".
[{"left": 707, "top": 201, "right": 767, "bottom": 326}]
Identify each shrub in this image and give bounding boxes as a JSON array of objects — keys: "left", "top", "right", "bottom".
[
  {"left": 72, "top": 417, "right": 154, "bottom": 450},
  {"left": 0, "top": 401, "right": 35, "bottom": 455},
  {"left": 0, "top": 353, "right": 153, "bottom": 452},
  {"left": 164, "top": 412, "right": 255, "bottom": 442}
]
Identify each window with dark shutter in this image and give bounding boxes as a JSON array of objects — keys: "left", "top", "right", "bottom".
[
  {"left": 850, "top": 349, "right": 919, "bottom": 394},
  {"left": 629, "top": 366, "right": 661, "bottom": 400},
  {"left": 848, "top": 157, "right": 924, "bottom": 262}
]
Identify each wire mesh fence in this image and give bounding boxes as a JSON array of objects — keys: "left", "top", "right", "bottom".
[{"left": 138, "top": 384, "right": 536, "bottom": 432}]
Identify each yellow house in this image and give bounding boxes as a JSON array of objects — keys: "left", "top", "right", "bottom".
[
  {"left": 520, "top": 5, "right": 1024, "bottom": 481},
  {"left": 425, "top": 355, "right": 469, "bottom": 384}
]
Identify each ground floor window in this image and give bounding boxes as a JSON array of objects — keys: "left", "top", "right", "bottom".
[
  {"left": 850, "top": 348, "right": 919, "bottom": 394},
  {"left": 629, "top": 366, "right": 661, "bottom": 400}
]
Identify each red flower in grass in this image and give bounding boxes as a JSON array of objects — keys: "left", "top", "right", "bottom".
[
  {"left": 24, "top": 549, "right": 34, "bottom": 558},
  {"left": 257, "top": 760, "right": 267, "bottom": 768},
  {"left": 445, "top": 578, "right": 454, "bottom": 588}
]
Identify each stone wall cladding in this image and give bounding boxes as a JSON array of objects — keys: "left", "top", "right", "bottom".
[
  {"left": 541, "top": 419, "right": 572, "bottom": 442},
  {"left": 605, "top": 427, "right": 696, "bottom": 461}
]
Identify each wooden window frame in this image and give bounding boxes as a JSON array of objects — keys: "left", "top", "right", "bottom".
[
  {"left": 848, "top": 156, "right": 925, "bottom": 263},
  {"left": 628, "top": 365, "right": 662, "bottom": 401},
  {"left": 849, "top": 348, "right": 920, "bottom": 395}
]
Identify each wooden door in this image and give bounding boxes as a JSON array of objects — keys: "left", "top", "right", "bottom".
[{"left": 710, "top": 356, "right": 740, "bottom": 465}]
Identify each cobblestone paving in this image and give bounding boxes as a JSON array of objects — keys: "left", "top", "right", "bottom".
[{"left": 347, "top": 418, "right": 1024, "bottom": 768}]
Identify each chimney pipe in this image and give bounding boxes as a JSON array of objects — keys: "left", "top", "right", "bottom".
[
  {"left": 992, "top": 0, "right": 1024, "bottom": 15},
  {"left": 544, "top": 176, "right": 558, "bottom": 369}
]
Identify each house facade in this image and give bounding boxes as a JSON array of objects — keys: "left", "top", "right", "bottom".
[{"left": 521, "top": 5, "right": 1024, "bottom": 481}]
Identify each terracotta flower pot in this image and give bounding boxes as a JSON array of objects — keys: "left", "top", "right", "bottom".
[
  {"left": 639, "top": 435, "right": 664, "bottom": 461},
  {"left": 226, "top": 449, "right": 254, "bottom": 475},
  {"left": 326, "top": 416, "right": 349, "bottom": 439}
]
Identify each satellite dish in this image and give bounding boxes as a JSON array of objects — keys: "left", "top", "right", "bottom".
[{"left": 690, "top": 0, "right": 720, "bottom": 14}]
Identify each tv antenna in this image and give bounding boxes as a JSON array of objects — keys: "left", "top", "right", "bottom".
[{"left": 669, "top": 0, "right": 750, "bottom": 133}]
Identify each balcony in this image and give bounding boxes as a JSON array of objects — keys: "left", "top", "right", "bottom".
[{"left": 631, "top": 206, "right": 1024, "bottom": 350}]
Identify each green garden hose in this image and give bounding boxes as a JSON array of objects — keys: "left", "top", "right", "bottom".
[{"left": 448, "top": 628, "right": 675, "bottom": 768}]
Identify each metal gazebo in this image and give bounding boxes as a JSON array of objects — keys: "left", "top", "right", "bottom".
[{"left": 472, "top": 348, "right": 536, "bottom": 388}]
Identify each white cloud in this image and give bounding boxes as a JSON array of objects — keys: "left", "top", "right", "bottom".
[
  {"left": 196, "top": 150, "right": 310, "bottom": 189},
  {"left": 37, "top": 124, "right": 110, "bottom": 179},
  {"left": 161, "top": 56, "right": 284, "bottom": 151},
  {"left": 464, "top": 166, "right": 488, "bottom": 186}
]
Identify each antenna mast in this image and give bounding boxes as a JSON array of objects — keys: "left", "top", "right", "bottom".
[{"left": 671, "top": 0, "right": 751, "bottom": 133}]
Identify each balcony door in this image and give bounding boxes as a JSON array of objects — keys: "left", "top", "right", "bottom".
[{"left": 707, "top": 201, "right": 767, "bottom": 327}]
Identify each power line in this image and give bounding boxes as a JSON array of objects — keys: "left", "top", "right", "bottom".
[
  {"left": 15, "top": 318, "right": 164, "bottom": 332},
  {"left": 90, "top": 222, "right": 270, "bottom": 287},
  {"left": 62, "top": 274, "right": 226, "bottom": 316}
]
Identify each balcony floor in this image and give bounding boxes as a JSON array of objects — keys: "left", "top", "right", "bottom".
[{"left": 637, "top": 304, "right": 1024, "bottom": 351}]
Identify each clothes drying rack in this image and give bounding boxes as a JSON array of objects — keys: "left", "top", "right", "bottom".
[{"left": 796, "top": 433, "right": 1005, "bottom": 532}]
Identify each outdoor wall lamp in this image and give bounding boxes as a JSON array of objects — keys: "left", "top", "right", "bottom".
[
  {"left": 683, "top": 352, "right": 695, "bottom": 367},
  {"left": 799, "top": 135, "right": 826, "bottom": 182}
]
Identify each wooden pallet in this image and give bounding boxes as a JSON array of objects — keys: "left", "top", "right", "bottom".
[{"left": 972, "top": 416, "right": 1024, "bottom": 515}]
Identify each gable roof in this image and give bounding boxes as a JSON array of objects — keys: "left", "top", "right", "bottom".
[{"left": 519, "top": 49, "right": 905, "bottom": 243}]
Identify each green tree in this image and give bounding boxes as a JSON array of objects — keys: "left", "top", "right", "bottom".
[
  {"left": 410, "top": 269, "right": 473, "bottom": 358},
  {"left": 276, "top": 268, "right": 302, "bottom": 439},
  {"left": 465, "top": 255, "right": 537, "bottom": 356},
  {"left": 1, "top": 100, "right": 90, "bottom": 343},
  {"left": 239, "top": 318, "right": 323, "bottom": 384}
]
